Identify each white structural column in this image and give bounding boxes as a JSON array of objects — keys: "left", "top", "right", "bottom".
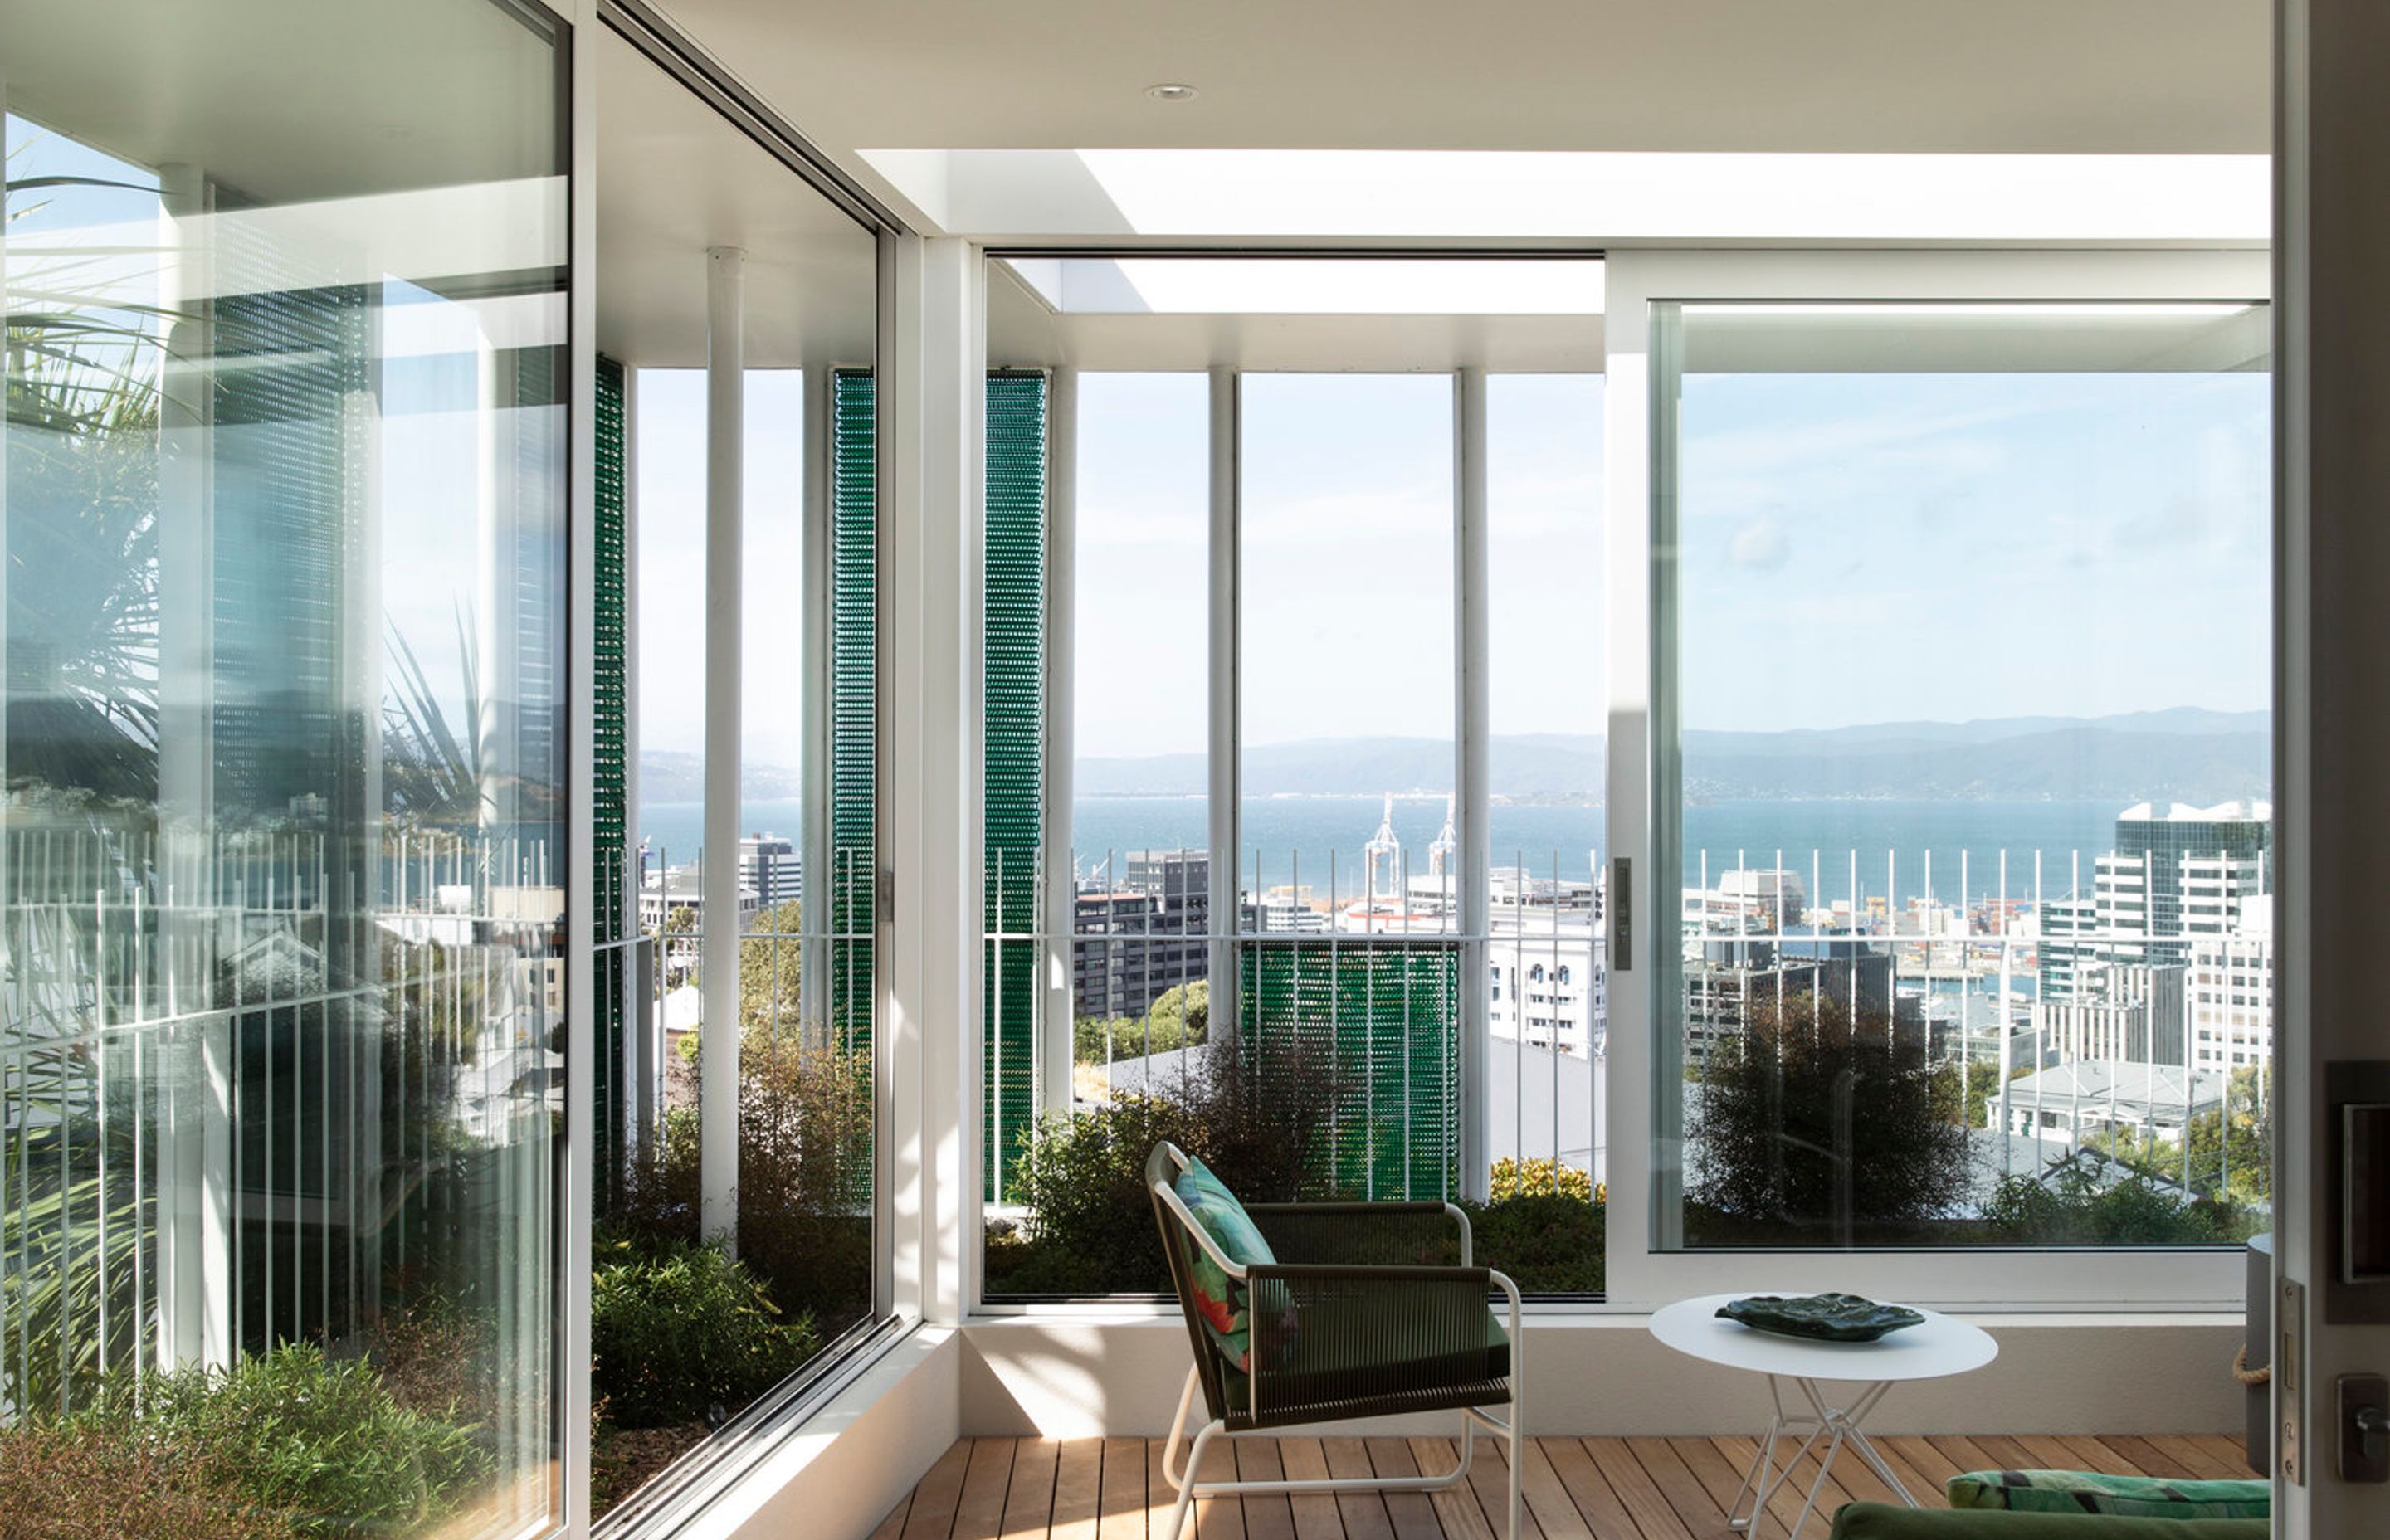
[
  {"left": 881, "top": 236, "right": 983, "bottom": 1324},
  {"left": 152, "top": 157, "right": 233, "bottom": 1372},
  {"left": 1041, "top": 366, "right": 1079, "bottom": 1116},
  {"left": 701, "top": 245, "right": 746, "bottom": 1255},
  {"left": 799, "top": 361, "right": 831, "bottom": 1049},
  {"left": 1455, "top": 369, "right": 1490, "bottom": 1200},
  {"left": 2278, "top": 1, "right": 2390, "bottom": 1532},
  {"left": 1207, "top": 368, "right": 1241, "bottom": 1026}
]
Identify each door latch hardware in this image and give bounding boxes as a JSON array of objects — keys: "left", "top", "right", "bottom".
[{"left": 2339, "top": 1373, "right": 2390, "bottom": 1483}]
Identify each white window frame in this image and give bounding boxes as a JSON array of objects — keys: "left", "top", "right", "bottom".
[{"left": 1600, "top": 246, "right": 2270, "bottom": 1313}]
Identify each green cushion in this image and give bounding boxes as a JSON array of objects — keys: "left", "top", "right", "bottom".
[
  {"left": 1832, "top": 1501, "right": 2269, "bottom": 1538},
  {"left": 1946, "top": 1470, "right": 2270, "bottom": 1520},
  {"left": 1173, "top": 1157, "right": 1277, "bottom": 1370}
]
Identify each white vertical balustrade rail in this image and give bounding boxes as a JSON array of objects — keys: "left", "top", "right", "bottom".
[{"left": 701, "top": 245, "right": 745, "bottom": 1255}]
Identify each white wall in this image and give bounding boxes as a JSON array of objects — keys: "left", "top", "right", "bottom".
[{"left": 956, "top": 1315, "right": 2247, "bottom": 1441}]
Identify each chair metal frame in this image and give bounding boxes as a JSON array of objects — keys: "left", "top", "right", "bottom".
[{"left": 1147, "top": 1142, "right": 1524, "bottom": 1540}]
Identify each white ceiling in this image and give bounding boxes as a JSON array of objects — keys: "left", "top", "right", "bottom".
[
  {"left": 656, "top": 0, "right": 2270, "bottom": 237},
  {"left": 591, "top": 25, "right": 876, "bottom": 368},
  {"left": 2, "top": 0, "right": 560, "bottom": 204},
  {"left": 985, "top": 258, "right": 1606, "bottom": 372}
]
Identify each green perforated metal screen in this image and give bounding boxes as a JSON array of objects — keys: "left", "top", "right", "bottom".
[
  {"left": 593, "top": 353, "right": 629, "bottom": 1206},
  {"left": 1238, "top": 941, "right": 1462, "bottom": 1201},
  {"left": 830, "top": 369, "right": 878, "bottom": 1055},
  {"left": 983, "top": 371, "right": 1048, "bottom": 1201}
]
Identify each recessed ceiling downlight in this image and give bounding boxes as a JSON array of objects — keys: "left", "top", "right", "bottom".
[{"left": 1144, "top": 82, "right": 1198, "bottom": 103}]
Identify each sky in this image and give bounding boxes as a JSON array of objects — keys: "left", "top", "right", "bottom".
[{"left": 627, "top": 349, "right": 2270, "bottom": 768}]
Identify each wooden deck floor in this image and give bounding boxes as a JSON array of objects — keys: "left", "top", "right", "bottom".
[{"left": 871, "top": 1433, "right": 2256, "bottom": 1540}]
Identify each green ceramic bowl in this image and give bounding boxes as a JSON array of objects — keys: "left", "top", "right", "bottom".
[{"left": 1717, "top": 1292, "right": 1926, "bottom": 1343}]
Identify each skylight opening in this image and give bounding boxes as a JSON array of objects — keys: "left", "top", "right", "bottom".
[{"left": 996, "top": 256, "right": 1604, "bottom": 316}]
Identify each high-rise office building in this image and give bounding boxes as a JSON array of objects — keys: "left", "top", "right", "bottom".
[{"left": 739, "top": 831, "right": 802, "bottom": 907}]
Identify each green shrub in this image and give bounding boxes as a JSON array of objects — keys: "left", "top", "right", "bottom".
[
  {"left": 1463, "top": 1193, "right": 1605, "bottom": 1294},
  {"left": 1074, "top": 982, "right": 1210, "bottom": 1065},
  {"left": 1983, "top": 1151, "right": 2235, "bottom": 1245},
  {"left": 1690, "top": 992, "right": 1971, "bottom": 1241},
  {"left": 1488, "top": 1157, "right": 1598, "bottom": 1205},
  {"left": 0, "top": 1419, "right": 296, "bottom": 1540},
  {"left": 1000, "top": 1033, "right": 1346, "bottom": 1295},
  {"left": 1007, "top": 1093, "right": 1208, "bottom": 1293},
  {"left": 591, "top": 1239, "right": 822, "bottom": 1428},
  {"left": 75, "top": 1342, "right": 491, "bottom": 1536}
]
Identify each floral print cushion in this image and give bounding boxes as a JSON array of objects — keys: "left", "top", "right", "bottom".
[{"left": 1173, "top": 1157, "right": 1279, "bottom": 1371}]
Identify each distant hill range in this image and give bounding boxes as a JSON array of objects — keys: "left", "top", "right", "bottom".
[{"left": 1076, "top": 708, "right": 2271, "bottom": 803}]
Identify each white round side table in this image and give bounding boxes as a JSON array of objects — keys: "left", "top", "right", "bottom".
[{"left": 1649, "top": 1294, "right": 1998, "bottom": 1540}]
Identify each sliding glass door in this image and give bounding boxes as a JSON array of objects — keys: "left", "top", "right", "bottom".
[{"left": 4, "top": 0, "right": 569, "bottom": 1532}]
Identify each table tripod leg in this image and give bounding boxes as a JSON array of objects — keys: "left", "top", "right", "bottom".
[
  {"left": 1786, "top": 1425, "right": 1846, "bottom": 1540},
  {"left": 1731, "top": 1377, "right": 1827, "bottom": 1534}
]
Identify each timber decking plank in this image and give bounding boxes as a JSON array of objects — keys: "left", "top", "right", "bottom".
[
  {"left": 1240, "top": 1435, "right": 1301, "bottom": 1540},
  {"left": 2093, "top": 1435, "right": 2198, "bottom": 1482},
  {"left": 1052, "top": 1439, "right": 1107, "bottom": 1540},
  {"left": 1583, "top": 1440, "right": 1697, "bottom": 1540},
  {"left": 1622, "top": 1437, "right": 1734, "bottom": 1540},
  {"left": 1668, "top": 1434, "right": 1764, "bottom": 1535},
  {"left": 1409, "top": 1439, "right": 1501, "bottom": 1540},
  {"left": 903, "top": 1441, "right": 978, "bottom": 1540},
  {"left": 1515, "top": 1438, "right": 1597, "bottom": 1540},
  {"left": 1196, "top": 1436, "right": 1249, "bottom": 1540},
  {"left": 1543, "top": 1435, "right": 1645, "bottom": 1539},
  {"left": 895, "top": 1433, "right": 2246, "bottom": 1540},
  {"left": 1280, "top": 1437, "right": 1351, "bottom": 1540},
  {"left": 1710, "top": 1435, "right": 1841, "bottom": 1540},
  {"left": 1002, "top": 1440, "right": 1063, "bottom": 1540},
  {"left": 1324, "top": 1437, "right": 1400, "bottom": 1540},
  {"left": 1099, "top": 1439, "right": 1149, "bottom": 1540},
  {"left": 955, "top": 1439, "right": 1020, "bottom": 1540},
  {"left": 869, "top": 1489, "right": 917, "bottom": 1540},
  {"left": 1366, "top": 1437, "right": 1448, "bottom": 1540}
]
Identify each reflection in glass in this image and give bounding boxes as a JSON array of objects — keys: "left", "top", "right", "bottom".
[
  {"left": 2, "top": 2, "right": 567, "bottom": 1533},
  {"left": 1652, "top": 300, "right": 2273, "bottom": 1252}
]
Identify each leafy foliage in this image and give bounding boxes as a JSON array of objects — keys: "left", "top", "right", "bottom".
[
  {"left": 0, "top": 1420, "right": 295, "bottom": 1540},
  {"left": 70, "top": 1343, "right": 491, "bottom": 1536},
  {"left": 994, "top": 1036, "right": 1349, "bottom": 1294},
  {"left": 1074, "top": 981, "right": 1210, "bottom": 1065},
  {"left": 1689, "top": 992, "right": 1973, "bottom": 1241},
  {"left": 1488, "top": 1157, "right": 1599, "bottom": 1205},
  {"left": 590, "top": 1239, "right": 822, "bottom": 1429},
  {"left": 1462, "top": 1193, "right": 1605, "bottom": 1294},
  {"left": 1983, "top": 1150, "right": 2236, "bottom": 1245}
]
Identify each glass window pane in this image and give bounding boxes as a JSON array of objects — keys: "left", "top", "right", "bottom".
[
  {"left": 3, "top": 1, "right": 568, "bottom": 1530},
  {"left": 593, "top": 27, "right": 882, "bottom": 1502},
  {"left": 1653, "top": 300, "right": 2272, "bottom": 1251},
  {"left": 1485, "top": 373, "right": 1607, "bottom": 1288},
  {"left": 1241, "top": 373, "right": 1459, "bottom": 1203}
]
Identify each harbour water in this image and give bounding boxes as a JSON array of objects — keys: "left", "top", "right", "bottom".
[{"left": 640, "top": 794, "right": 2139, "bottom": 910}]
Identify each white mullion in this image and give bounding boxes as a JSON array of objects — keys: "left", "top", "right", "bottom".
[
  {"left": 561, "top": 15, "right": 598, "bottom": 1529},
  {"left": 700, "top": 245, "right": 746, "bottom": 1255},
  {"left": 1207, "top": 368, "right": 1241, "bottom": 1033},
  {"left": 1456, "top": 368, "right": 1491, "bottom": 1201},
  {"left": 1602, "top": 252, "right": 1661, "bottom": 1304},
  {"left": 1041, "top": 366, "right": 1078, "bottom": 1118}
]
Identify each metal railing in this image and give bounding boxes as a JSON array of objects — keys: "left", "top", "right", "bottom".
[{"left": 3, "top": 820, "right": 562, "bottom": 1423}]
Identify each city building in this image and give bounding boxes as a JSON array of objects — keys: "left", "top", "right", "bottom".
[
  {"left": 2190, "top": 894, "right": 2275, "bottom": 1070},
  {"left": 739, "top": 831, "right": 803, "bottom": 908},
  {"left": 2032, "top": 961, "right": 2188, "bottom": 1064},
  {"left": 1073, "top": 850, "right": 1210, "bottom": 1019},
  {"left": 2004, "top": 1060, "right": 2228, "bottom": 1148}
]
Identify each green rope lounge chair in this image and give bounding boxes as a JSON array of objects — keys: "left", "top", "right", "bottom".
[{"left": 1145, "top": 1141, "right": 1525, "bottom": 1540}]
